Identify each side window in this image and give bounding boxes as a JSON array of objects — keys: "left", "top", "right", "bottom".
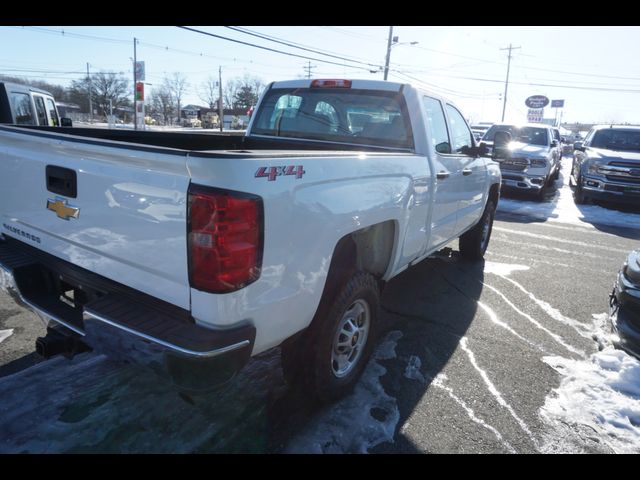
[
  {"left": 445, "top": 104, "right": 473, "bottom": 153},
  {"left": 423, "top": 96, "right": 450, "bottom": 154},
  {"left": 10, "top": 92, "right": 35, "bottom": 125},
  {"left": 34, "top": 95, "right": 48, "bottom": 126},
  {"left": 45, "top": 98, "right": 59, "bottom": 126}
]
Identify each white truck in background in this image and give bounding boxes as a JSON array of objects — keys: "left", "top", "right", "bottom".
[{"left": 0, "top": 78, "right": 501, "bottom": 400}]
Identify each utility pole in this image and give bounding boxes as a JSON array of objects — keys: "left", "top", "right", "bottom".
[
  {"left": 303, "top": 61, "right": 317, "bottom": 79},
  {"left": 383, "top": 26, "right": 394, "bottom": 81},
  {"left": 500, "top": 43, "right": 520, "bottom": 122},
  {"left": 133, "top": 37, "right": 137, "bottom": 131},
  {"left": 218, "top": 66, "right": 224, "bottom": 132},
  {"left": 87, "top": 62, "right": 93, "bottom": 124}
]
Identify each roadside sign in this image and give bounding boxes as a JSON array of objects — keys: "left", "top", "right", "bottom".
[
  {"left": 525, "top": 95, "right": 549, "bottom": 109},
  {"left": 551, "top": 99, "right": 565, "bottom": 108},
  {"left": 135, "top": 61, "right": 145, "bottom": 81},
  {"left": 527, "top": 108, "right": 543, "bottom": 123}
]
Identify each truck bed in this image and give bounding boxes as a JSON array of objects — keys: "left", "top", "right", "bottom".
[{"left": 13, "top": 125, "right": 414, "bottom": 154}]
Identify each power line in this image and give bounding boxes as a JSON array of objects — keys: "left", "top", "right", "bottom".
[
  {"left": 225, "top": 26, "right": 381, "bottom": 69},
  {"left": 176, "top": 26, "right": 378, "bottom": 73}
]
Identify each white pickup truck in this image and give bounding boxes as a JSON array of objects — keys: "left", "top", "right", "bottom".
[{"left": 0, "top": 79, "right": 501, "bottom": 400}]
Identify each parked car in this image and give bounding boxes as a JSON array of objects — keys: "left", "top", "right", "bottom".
[
  {"left": 570, "top": 125, "right": 640, "bottom": 204},
  {"left": 480, "top": 123, "right": 561, "bottom": 199},
  {"left": 551, "top": 127, "right": 564, "bottom": 159},
  {"left": 0, "top": 81, "right": 72, "bottom": 127},
  {"left": 610, "top": 249, "right": 640, "bottom": 360}
]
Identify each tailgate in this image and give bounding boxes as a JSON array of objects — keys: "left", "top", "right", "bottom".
[{"left": 0, "top": 128, "right": 191, "bottom": 310}]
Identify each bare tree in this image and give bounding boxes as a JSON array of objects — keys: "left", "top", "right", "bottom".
[
  {"left": 147, "top": 86, "right": 174, "bottom": 125},
  {"left": 198, "top": 75, "right": 219, "bottom": 109},
  {"left": 163, "top": 72, "right": 189, "bottom": 124},
  {"left": 223, "top": 77, "right": 240, "bottom": 110},
  {"left": 68, "top": 71, "right": 130, "bottom": 118}
]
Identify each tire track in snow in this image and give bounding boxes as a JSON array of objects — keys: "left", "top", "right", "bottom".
[
  {"left": 481, "top": 282, "right": 585, "bottom": 357},
  {"left": 477, "top": 301, "right": 545, "bottom": 352},
  {"left": 432, "top": 372, "right": 517, "bottom": 454},
  {"left": 460, "top": 337, "right": 540, "bottom": 451},
  {"left": 493, "top": 227, "right": 629, "bottom": 254}
]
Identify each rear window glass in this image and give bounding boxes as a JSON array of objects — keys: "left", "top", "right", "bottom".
[
  {"left": 251, "top": 88, "right": 414, "bottom": 149},
  {"left": 590, "top": 129, "right": 640, "bottom": 152},
  {"left": 483, "top": 125, "right": 548, "bottom": 146}
]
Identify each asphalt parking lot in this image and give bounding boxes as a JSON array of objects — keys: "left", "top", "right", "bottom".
[{"left": 1, "top": 159, "right": 639, "bottom": 453}]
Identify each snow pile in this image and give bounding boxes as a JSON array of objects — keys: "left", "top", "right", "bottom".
[
  {"left": 0, "top": 329, "right": 13, "bottom": 344},
  {"left": 497, "top": 160, "right": 640, "bottom": 230},
  {"left": 540, "top": 348, "right": 640, "bottom": 453},
  {"left": 285, "top": 331, "right": 402, "bottom": 453}
]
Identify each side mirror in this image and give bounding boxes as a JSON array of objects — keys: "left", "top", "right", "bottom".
[
  {"left": 60, "top": 117, "right": 73, "bottom": 127},
  {"left": 551, "top": 140, "right": 558, "bottom": 147},
  {"left": 574, "top": 141, "right": 585, "bottom": 151},
  {"left": 492, "top": 131, "right": 512, "bottom": 161}
]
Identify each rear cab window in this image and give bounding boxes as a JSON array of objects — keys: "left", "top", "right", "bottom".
[
  {"left": 251, "top": 87, "right": 414, "bottom": 150},
  {"left": 33, "top": 95, "right": 48, "bottom": 126}
]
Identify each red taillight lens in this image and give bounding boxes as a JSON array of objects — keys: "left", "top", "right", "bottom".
[
  {"left": 188, "top": 184, "right": 263, "bottom": 293},
  {"left": 310, "top": 79, "right": 352, "bottom": 88}
]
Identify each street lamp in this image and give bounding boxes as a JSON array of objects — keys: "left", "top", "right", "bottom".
[{"left": 383, "top": 27, "right": 418, "bottom": 81}]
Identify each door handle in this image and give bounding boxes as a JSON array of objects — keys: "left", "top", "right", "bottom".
[
  {"left": 462, "top": 168, "right": 473, "bottom": 176},
  {"left": 436, "top": 171, "right": 450, "bottom": 180}
]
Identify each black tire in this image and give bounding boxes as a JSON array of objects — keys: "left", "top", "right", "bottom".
[
  {"left": 459, "top": 200, "right": 496, "bottom": 260},
  {"left": 551, "top": 164, "right": 560, "bottom": 181},
  {"left": 573, "top": 175, "right": 589, "bottom": 204},
  {"left": 281, "top": 271, "right": 380, "bottom": 403}
]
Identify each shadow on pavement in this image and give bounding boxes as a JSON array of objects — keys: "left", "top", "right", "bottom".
[{"left": 370, "top": 248, "right": 484, "bottom": 453}]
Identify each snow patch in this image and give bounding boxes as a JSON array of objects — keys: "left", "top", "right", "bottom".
[
  {"left": 540, "top": 348, "right": 640, "bottom": 453},
  {"left": 285, "top": 331, "right": 402, "bottom": 453},
  {"left": 484, "top": 261, "right": 530, "bottom": 277},
  {"left": 0, "top": 329, "right": 13, "bottom": 344},
  {"left": 404, "top": 355, "right": 425, "bottom": 383}
]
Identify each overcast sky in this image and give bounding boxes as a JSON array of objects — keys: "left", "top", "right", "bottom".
[{"left": 1, "top": 26, "right": 639, "bottom": 125}]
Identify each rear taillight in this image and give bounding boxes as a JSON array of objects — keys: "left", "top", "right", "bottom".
[{"left": 188, "top": 184, "right": 263, "bottom": 293}]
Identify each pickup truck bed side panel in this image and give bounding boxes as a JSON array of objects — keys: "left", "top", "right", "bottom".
[
  {"left": 186, "top": 152, "right": 431, "bottom": 354},
  {"left": 0, "top": 128, "right": 192, "bottom": 309}
]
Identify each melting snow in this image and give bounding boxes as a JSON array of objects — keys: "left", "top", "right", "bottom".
[
  {"left": 541, "top": 349, "right": 640, "bottom": 453},
  {"left": 484, "top": 261, "right": 530, "bottom": 277},
  {"left": 285, "top": 331, "right": 402, "bottom": 453}
]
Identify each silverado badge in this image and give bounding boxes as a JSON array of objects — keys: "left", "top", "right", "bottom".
[{"left": 46, "top": 198, "right": 80, "bottom": 220}]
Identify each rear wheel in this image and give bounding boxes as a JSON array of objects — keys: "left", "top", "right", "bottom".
[
  {"left": 459, "top": 200, "right": 496, "bottom": 260},
  {"left": 281, "top": 271, "right": 380, "bottom": 402}
]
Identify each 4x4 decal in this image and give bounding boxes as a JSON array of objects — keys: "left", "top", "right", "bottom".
[{"left": 255, "top": 166, "right": 305, "bottom": 181}]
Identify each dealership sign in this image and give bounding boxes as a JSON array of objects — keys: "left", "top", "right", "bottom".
[
  {"left": 551, "top": 99, "right": 565, "bottom": 108},
  {"left": 527, "top": 108, "right": 543, "bottom": 123},
  {"left": 525, "top": 95, "right": 549, "bottom": 109}
]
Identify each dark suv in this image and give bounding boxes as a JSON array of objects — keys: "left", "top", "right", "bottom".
[{"left": 571, "top": 125, "right": 640, "bottom": 204}]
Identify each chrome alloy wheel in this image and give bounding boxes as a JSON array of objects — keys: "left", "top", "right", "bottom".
[{"left": 331, "top": 299, "right": 370, "bottom": 378}]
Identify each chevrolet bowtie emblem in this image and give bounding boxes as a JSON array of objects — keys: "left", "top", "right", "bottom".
[{"left": 46, "top": 198, "right": 80, "bottom": 220}]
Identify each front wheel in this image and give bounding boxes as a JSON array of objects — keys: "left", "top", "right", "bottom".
[
  {"left": 459, "top": 200, "right": 496, "bottom": 260},
  {"left": 282, "top": 271, "right": 380, "bottom": 403}
]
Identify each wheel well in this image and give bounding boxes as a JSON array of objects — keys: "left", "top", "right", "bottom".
[
  {"left": 323, "top": 221, "right": 396, "bottom": 292},
  {"left": 488, "top": 182, "right": 500, "bottom": 207}
]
